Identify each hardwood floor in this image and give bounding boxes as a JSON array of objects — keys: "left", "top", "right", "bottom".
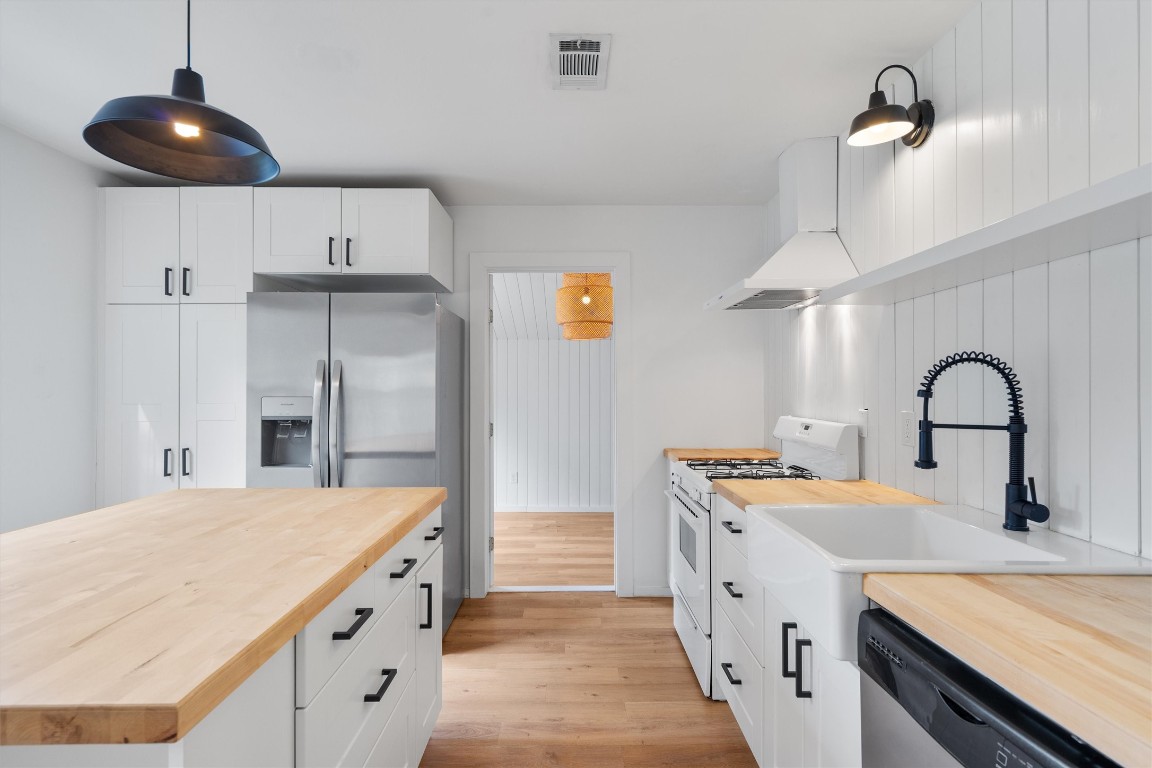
[
  {"left": 421, "top": 592, "right": 757, "bottom": 767},
  {"left": 493, "top": 511, "right": 614, "bottom": 587}
]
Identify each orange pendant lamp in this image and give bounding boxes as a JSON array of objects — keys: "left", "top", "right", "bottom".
[{"left": 556, "top": 273, "right": 613, "bottom": 340}]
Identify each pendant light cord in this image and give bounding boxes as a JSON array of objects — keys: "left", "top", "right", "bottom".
[{"left": 186, "top": 0, "right": 191, "bottom": 70}]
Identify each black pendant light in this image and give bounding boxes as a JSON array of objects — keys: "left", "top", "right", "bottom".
[
  {"left": 83, "top": 0, "right": 279, "bottom": 184},
  {"left": 847, "top": 64, "right": 934, "bottom": 149}
]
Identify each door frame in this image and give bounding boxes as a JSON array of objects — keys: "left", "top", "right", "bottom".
[{"left": 469, "top": 252, "right": 633, "bottom": 598}]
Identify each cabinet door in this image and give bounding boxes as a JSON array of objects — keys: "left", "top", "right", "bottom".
[
  {"left": 413, "top": 544, "right": 443, "bottom": 755},
  {"left": 102, "top": 305, "right": 179, "bottom": 506},
  {"left": 364, "top": 677, "right": 417, "bottom": 768},
  {"left": 341, "top": 189, "right": 426, "bottom": 275},
  {"left": 180, "top": 187, "right": 254, "bottom": 303},
  {"left": 813, "top": 640, "right": 861, "bottom": 767},
  {"left": 765, "top": 590, "right": 813, "bottom": 768},
  {"left": 179, "top": 305, "right": 246, "bottom": 489},
  {"left": 253, "top": 188, "right": 341, "bottom": 274},
  {"left": 104, "top": 188, "right": 179, "bottom": 304}
]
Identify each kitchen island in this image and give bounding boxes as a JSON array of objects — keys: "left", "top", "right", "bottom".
[{"left": 0, "top": 487, "right": 446, "bottom": 766}]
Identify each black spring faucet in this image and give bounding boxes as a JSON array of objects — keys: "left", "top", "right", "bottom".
[{"left": 915, "top": 352, "right": 1050, "bottom": 532}]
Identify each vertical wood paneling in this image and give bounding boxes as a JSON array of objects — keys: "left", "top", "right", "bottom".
[
  {"left": 933, "top": 29, "right": 958, "bottom": 245},
  {"left": 982, "top": 0, "right": 1013, "bottom": 225},
  {"left": 913, "top": 50, "right": 936, "bottom": 254},
  {"left": 1089, "top": 242, "right": 1141, "bottom": 553},
  {"left": 912, "top": 295, "right": 936, "bottom": 500},
  {"left": 982, "top": 274, "right": 1014, "bottom": 514},
  {"left": 892, "top": 73, "right": 916, "bottom": 262},
  {"left": 860, "top": 144, "right": 880, "bottom": 273},
  {"left": 1012, "top": 263, "right": 1049, "bottom": 526},
  {"left": 1141, "top": 0, "right": 1152, "bottom": 165},
  {"left": 895, "top": 300, "right": 915, "bottom": 492},
  {"left": 877, "top": 305, "right": 897, "bottom": 488},
  {"left": 1047, "top": 254, "right": 1091, "bottom": 539},
  {"left": 1139, "top": 237, "right": 1151, "bottom": 556},
  {"left": 932, "top": 288, "right": 958, "bottom": 504},
  {"left": 955, "top": 281, "right": 984, "bottom": 508},
  {"left": 1012, "top": 0, "right": 1048, "bottom": 213},
  {"left": 955, "top": 5, "right": 984, "bottom": 236},
  {"left": 877, "top": 143, "right": 896, "bottom": 268},
  {"left": 1090, "top": 0, "right": 1141, "bottom": 184},
  {"left": 1048, "top": 0, "right": 1090, "bottom": 199},
  {"left": 838, "top": 134, "right": 853, "bottom": 258},
  {"left": 856, "top": 306, "right": 884, "bottom": 483},
  {"left": 851, "top": 137, "right": 865, "bottom": 268}
]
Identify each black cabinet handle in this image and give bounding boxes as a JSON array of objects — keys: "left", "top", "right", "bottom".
[
  {"left": 795, "top": 638, "right": 812, "bottom": 698},
  {"left": 332, "top": 607, "right": 373, "bottom": 640},
  {"left": 721, "top": 520, "right": 743, "bottom": 534},
  {"left": 425, "top": 526, "right": 445, "bottom": 541},
  {"left": 181, "top": 267, "right": 191, "bottom": 296},
  {"left": 345, "top": 237, "right": 352, "bottom": 267},
  {"left": 328, "top": 236, "right": 335, "bottom": 266},
  {"left": 164, "top": 267, "right": 174, "bottom": 296},
  {"left": 782, "top": 622, "right": 798, "bottom": 678},
  {"left": 364, "top": 668, "right": 397, "bottom": 702},
  {"left": 420, "top": 582, "right": 433, "bottom": 629},
  {"left": 721, "top": 662, "right": 742, "bottom": 686},
  {"left": 390, "top": 558, "right": 417, "bottom": 579},
  {"left": 181, "top": 447, "right": 191, "bottom": 477},
  {"left": 162, "top": 448, "right": 173, "bottom": 477},
  {"left": 722, "top": 581, "right": 743, "bottom": 599}
]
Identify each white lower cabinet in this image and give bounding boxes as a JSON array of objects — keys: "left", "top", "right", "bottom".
[
  {"left": 714, "top": 601, "right": 764, "bottom": 761},
  {"left": 414, "top": 545, "right": 444, "bottom": 753},
  {"left": 364, "top": 677, "right": 417, "bottom": 768}
]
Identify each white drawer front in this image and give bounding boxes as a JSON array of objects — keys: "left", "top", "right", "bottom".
[
  {"left": 297, "top": 586, "right": 417, "bottom": 768},
  {"left": 715, "top": 534, "right": 765, "bottom": 666},
  {"left": 714, "top": 495, "right": 748, "bottom": 557},
  {"left": 713, "top": 602, "right": 764, "bottom": 764},
  {"left": 364, "top": 676, "right": 417, "bottom": 768},
  {"left": 296, "top": 564, "right": 379, "bottom": 707},
  {"left": 374, "top": 510, "right": 439, "bottom": 613},
  {"left": 414, "top": 505, "right": 444, "bottom": 562}
]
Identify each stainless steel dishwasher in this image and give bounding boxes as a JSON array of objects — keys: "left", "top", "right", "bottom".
[{"left": 857, "top": 608, "right": 1121, "bottom": 768}]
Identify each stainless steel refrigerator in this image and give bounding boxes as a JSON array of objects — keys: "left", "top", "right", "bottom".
[{"left": 246, "top": 292, "right": 465, "bottom": 629}]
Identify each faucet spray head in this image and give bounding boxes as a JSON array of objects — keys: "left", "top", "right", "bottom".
[{"left": 914, "top": 388, "right": 938, "bottom": 469}]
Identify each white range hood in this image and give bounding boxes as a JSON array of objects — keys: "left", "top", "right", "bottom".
[{"left": 706, "top": 137, "right": 859, "bottom": 310}]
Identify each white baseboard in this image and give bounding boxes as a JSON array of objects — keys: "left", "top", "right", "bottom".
[
  {"left": 495, "top": 506, "right": 614, "bottom": 514},
  {"left": 633, "top": 586, "right": 674, "bottom": 597}
]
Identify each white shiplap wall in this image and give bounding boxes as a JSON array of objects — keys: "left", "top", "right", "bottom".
[
  {"left": 491, "top": 273, "right": 614, "bottom": 512},
  {"left": 764, "top": 0, "right": 1152, "bottom": 556}
]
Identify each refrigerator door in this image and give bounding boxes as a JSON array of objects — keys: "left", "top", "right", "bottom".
[
  {"left": 329, "top": 294, "right": 438, "bottom": 488},
  {"left": 247, "top": 292, "right": 330, "bottom": 488},
  {"left": 436, "top": 304, "right": 466, "bottom": 628}
]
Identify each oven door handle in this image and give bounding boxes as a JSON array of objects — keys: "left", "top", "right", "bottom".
[{"left": 664, "top": 488, "right": 707, "bottom": 520}]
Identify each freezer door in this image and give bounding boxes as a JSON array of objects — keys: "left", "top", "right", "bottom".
[
  {"left": 246, "top": 292, "right": 330, "bottom": 488},
  {"left": 329, "top": 294, "right": 438, "bottom": 488}
]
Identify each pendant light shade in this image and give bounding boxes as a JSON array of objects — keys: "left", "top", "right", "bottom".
[
  {"left": 556, "top": 273, "right": 613, "bottom": 340},
  {"left": 82, "top": 1, "right": 279, "bottom": 184},
  {"left": 847, "top": 64, "right": 933, "bottom": 149}
]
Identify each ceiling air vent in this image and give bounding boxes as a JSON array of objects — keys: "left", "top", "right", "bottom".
[{"left": 550, "top": 34, "right": 611, "bottom": 90}]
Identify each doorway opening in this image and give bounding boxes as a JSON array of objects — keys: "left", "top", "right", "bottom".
[{"left": 488, "top": 272, "right": 615, "bottom": 591}]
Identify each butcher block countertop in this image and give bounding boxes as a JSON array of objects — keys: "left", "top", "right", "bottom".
[
  {"left": 0, "top": 487, "right": 446, "bottom": 746},
  {"left": 715, "top": 478, "right": 934, "bottom": 509},
  {"left": 865, "top": 573, "right": 1152, "bottom": 767},
  {"left": 663, "top": 448, "right": 781, "bottom": 461}
]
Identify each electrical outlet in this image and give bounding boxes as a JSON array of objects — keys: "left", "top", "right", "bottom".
[
  {"left": 857, "top": 408, "right": 869, "bottom": 439},
  {"left": 900, "top": 411, "right": 914, "bottom": 447},
  {"left": 510, "top": 472, "right": 518, "bottom": 484}
]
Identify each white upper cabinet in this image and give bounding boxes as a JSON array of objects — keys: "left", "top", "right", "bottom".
[
  {"left": 180, "top": 187, "right": 254, "bottom": 303},
  {"left": 253, "top": 188, "right": 343, "bottom": 274},
  {"left": 104, "top": 188, "right": 180, "bottom": 304},
  {"left": 254, "top": 187, "right": 454, "bottom": 291},
  {"left": 104, "top": 188, "right": 254, "bottom": 304}
]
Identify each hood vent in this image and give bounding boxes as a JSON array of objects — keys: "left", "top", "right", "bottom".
[
  {"left": 550, "top": 34, "right": 611, "bottom": 90},
  {"left": 705, "top": 137, "right": 859, "bottom": 310}
]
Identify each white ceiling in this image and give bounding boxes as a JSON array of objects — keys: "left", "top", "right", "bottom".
[
  {"left": 491, "top": 272, "right": 565, "bottom": 340},
  {"left": 0, "top": 0, "right": 975, "bottom": 205}
]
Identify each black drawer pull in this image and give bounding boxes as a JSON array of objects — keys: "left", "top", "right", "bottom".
[
  {"left": 181, "top": 267, "right": 191, "bottom": 296},
  {"left": 795, "top": 638, "right": 812, "bottom": 698},
  {"left": 425, "top": 526, "right": 445, "bottom": 541},
  {"left": 721, "top": 662, "right": 742, "bottom": 686},
  {"left": 163, "top": 267, "right": 174, "bottom": 296},
  {"left": 331, "top": 607, "right": 372, "bottom": 640},
  {"left": 721, "top": 520, "right": 742, "bottom": 534},
  {"left": 345, "top": 237, "right": 352, "bottom": 267},
  {"left": 722, "top": 581, "right": 743, "bottom": 599},
  {"left": 181, "top": 447, "right": 191, "bottom": 477},
  {"left": 390, "top": 558, "right": 417, "bottom": 579},
  {"left": 162, "top": 448, "right": 173, "bottom": 477},
  {"left": 364, "top": 668, "right": 397, "bottom": 702},
  {"left": 328, "top": 236, "right": 335, "bottom": 266},
  {"left": 420, "top": 582, "right": 433, "bottom": 629},
  {"left": 782, "top": 622, "right": 798, "bottom": 678}
]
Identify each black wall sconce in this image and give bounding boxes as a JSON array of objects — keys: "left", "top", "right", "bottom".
[{"left": 847, "top": 64, "right": 933, "bottom": 148}]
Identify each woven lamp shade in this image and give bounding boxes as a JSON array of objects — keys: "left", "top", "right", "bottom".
[{"left": 556, "top": 273, "right": 613, "bottom": 340}]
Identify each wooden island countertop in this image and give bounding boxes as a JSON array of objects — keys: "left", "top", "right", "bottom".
[
  {"left": 0, "top": 487, "right": 446, "bottom": 746},
  {"left": 715, "top": 478, "right": 934, "bottom": 509}
]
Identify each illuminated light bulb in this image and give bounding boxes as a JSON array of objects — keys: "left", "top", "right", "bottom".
[
  {"left": 173, "top": 122, "right": 201, "bottom": 138},
  {"left": 582, "top": 294, "right": 591, "bottom": 305}
]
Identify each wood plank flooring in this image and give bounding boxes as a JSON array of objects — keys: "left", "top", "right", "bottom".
[
  {"left": 421, "top": 592, "right": 757, "bottom": 767},
  {"left": 493, "top": 512, "right": 614, "bottom": 587}
]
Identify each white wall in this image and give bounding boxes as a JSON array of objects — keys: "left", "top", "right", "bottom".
[
  {"left": 493, "top": 337, "right": 614, "bottom": 512},
  {"left": 446, "top": 205, "right": 768, "bottom": 595},
  {"left": 764, "top": 0, "right": 1152, "bottom": 556},
  {"left": 0, "top": 125, "right": 128, "bottom": 532}
]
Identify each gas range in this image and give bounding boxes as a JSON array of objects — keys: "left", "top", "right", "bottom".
[{"left": 686, "top": 458, "right": 821, "bottom": 482}]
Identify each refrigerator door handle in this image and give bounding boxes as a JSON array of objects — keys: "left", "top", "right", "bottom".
[
  {"left": 329, "top": 360, "right": 343, "bottom": 487},
  {"left": 312, "top": 360, "right": 327, "bottom": 488}
]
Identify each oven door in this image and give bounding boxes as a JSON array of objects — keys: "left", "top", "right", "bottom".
[{"left": 668, "top": 488, "right": 711, "bottom": 635}]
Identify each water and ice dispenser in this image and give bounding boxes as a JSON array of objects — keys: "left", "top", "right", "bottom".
[{"left": 260, "top": 396, "right": 314, "bottom": 467}]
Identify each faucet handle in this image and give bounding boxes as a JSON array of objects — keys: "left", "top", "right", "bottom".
[
  {"left": 1028, "top": 476, "right": 1038, "bottom": 504},
  {"left": 1025, "top": 476, "right": 1050, "bottom": 524}
]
